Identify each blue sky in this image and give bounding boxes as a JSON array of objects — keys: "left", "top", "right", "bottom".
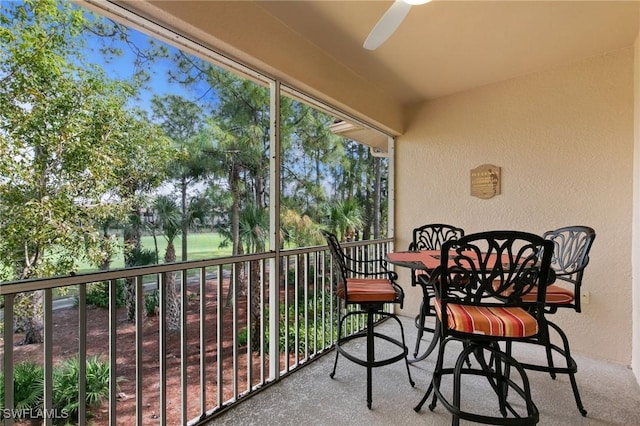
[{"left": 81, "top": 15, "right": 205, "bottom": 114}]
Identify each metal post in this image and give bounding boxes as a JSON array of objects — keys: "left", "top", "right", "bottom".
[
  {"left": 3, "top": 294, "right": 15, "bottom": 426},
  {"left": 269, "top": 79, "right": 281, "bottom": 380}
]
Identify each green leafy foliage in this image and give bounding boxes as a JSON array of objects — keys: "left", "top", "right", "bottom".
[
  {"left": 82, "top": 281, "right": 126, "bottom": 308},
  {"left": 237, "top": 327, "right": 248, "bottom": 347},
  {"left": 0, "top": 0, "right": 173, "bottom": 342},
  {"left": 144, "top": 289, "right": 160, "bottom": 316},
  {"left": 263, "top": 291, "right": 337, "bottom": 354},
  {"left": 0, "top": 356, "right": 117, "bottom": 423},
  {"left": 0, "top": 361, "right": 44, "bottom": 413},
  {"left": 52, "top": 356, "right": 113, "bottom": 421},
  {"left": 1, "top": 0, "right": 134, "bottom": 279}
]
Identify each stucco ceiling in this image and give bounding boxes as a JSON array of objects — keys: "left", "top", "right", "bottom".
[{"left": 256, "top": 0, "right": 639, "bottom": 105}]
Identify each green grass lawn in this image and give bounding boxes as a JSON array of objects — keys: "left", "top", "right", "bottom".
[
  {"left": 1, "top": 231, "right": 260, "bottom": 300},
  {"left": 77, "top": 231, "right": 232, "bottom": 273}
]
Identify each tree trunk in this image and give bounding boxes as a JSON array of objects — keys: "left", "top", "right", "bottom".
[
  {"left": 181, "top": 176, "right": 189, "bottom": 262},
  {"left": 250, "top": 259, "right": 261, "bottom": 351},
  {"left": 99, "top": 226, "right": 112, "bottom": 271},
  {"left": 15, "top": 291, "right": 43, "bottom": 345},
  {"left": 226, "top": 244, "right": 245, "bottom": 308},
  {"left": 225, "top": 163, "right": 245, "bottom": 308},
  {"left": 151, "top": 230, "right": 159, "bottom": 265},
  {"left": 164, "top": 241, "right": 181, "bottom": 331},
  {"left": 124, "top": 207, "right": 143, "bottom": 323}
]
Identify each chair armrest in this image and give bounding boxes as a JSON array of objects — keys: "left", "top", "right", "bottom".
[{"left": 341, "top": 253, "right": 398, "bottom": 280}]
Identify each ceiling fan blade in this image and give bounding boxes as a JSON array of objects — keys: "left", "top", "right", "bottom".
[{"left": 363, "top": 0, "right": 412, "bottom": 50}]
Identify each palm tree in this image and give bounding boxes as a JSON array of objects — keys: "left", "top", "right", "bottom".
[
  {"left": 154, "top": 195, "right": 182, "bottom": 331},
  {"left": 238, "top": 203, "right": 268, "bottom": 349},
  {"left": 123, "top": 245, "right": 157, "bottom": 323},
  {"left": 327, "top": 199, "right": 364, "bottom": 242},
  {"left": 239, "top": 203, "right": 268, "bottom": 253}
]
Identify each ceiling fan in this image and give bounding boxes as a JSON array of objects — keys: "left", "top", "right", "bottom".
[{"left": 363, "top": 0, "right": 432, "bottom": 50}]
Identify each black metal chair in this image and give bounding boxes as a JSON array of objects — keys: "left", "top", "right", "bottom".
[
  {"left": 415, "top": 230, "right": 554, "bottom": 426},
  {"left": 321, "top": 230, "right": 414, "bottom": 409},
  {"left": 507, "top": 225, "right": 596, "bottom": 416},
  {"left": 409, "top": 224, "right": 464, "bottom": 361}
]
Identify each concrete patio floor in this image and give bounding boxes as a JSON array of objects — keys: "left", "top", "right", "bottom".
[{"left": 208, "top": 315, "right": 640, "bottom": 426}]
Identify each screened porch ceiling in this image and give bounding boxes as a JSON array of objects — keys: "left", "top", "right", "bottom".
[{"left": 107, "top": 0, "right": 639, "bottom": 151}]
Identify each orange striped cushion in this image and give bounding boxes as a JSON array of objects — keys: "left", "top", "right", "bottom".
[
  {"left": 337, "top": 278, "right": 398, "bottom": 303},
  {"left": 521, "top": 284, "right": 574, "bottom": 304},
  {"left": 434, "top": 298, "right": 538, "bottom": 338}
]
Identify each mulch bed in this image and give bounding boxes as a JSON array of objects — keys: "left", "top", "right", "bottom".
[{"left": 1, "top": 281, "right": 298, "bottom": 425}]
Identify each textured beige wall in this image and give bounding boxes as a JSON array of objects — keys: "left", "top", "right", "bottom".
[
  {"left": 396, "top": 48, "right": 634, "bottom": 364},
  {"left": 633, "top": 27, "right": 640, "bottom": 380}
]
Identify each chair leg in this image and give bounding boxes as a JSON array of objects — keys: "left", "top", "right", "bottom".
[
  {"left": 389, "top": 311, "right": 415, "bottom": 387},
  {"left": 412, "top": 286, "right": 440, "bottom": 362},
  {"left": 366, "top": 310, "right": 374, "bottom": 409},
  {"left": 492, "top": 346, "right": 508, "bottom": 417},
  {"left": 547, "top": 321, "right": 587, "bottom": 416},
  {"left": 544, "top": 338, "right": 556, "bottom": 380},
  {"left": 414, "top": 335, "right": 448, "bottom": 412},
  {"left": 516, "top": 319, "right": 587, "bottom": 417},
  {"left": 365, "top": 309, "right": 416, "bottom": 408},
  {"left": 330, "top": 314, "right": 346, "bottom": 379},
  {"left": 568, "top": 372, "right": 587, "bottom": 416},
  {"left": 331, "top": 306, "right": 414, "bottom": 409},
  {"left": 413, "top": 303, "right": 426, "bottom": 357},
  {"left": 429, "top": 337, "right": 450, "bottom": 413},
  {"left": 488, "top": 345, "right": 539, "bottom": 423},
  {"left": 423, "top": 339, "right": 539, "bottom": 425},
  {"left": 330, "top": 348, "right": 339, "bottom": 379},
  {"left": 503, "top": 341, "right": 513, "bottom": 400}
]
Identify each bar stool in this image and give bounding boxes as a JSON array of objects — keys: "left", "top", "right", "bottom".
[{"left": 321, "top": 230, "right": 414, "bottom": 409}]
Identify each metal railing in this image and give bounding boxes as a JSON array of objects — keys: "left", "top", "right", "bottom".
[{"left": 0, "top": 238, "right": 392, "bottom": 425}]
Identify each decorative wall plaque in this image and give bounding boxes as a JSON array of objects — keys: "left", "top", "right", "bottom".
[{"left": 470, "top": 164, "right": 501, "bottom": 199}]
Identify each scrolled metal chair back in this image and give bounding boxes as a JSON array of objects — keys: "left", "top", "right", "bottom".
[
  {"left": 410, "top": 223, "right": 464, "bottom": 251},
  {"left": 542, "top": 226, "right": 595, "bottom": 312},
  {"left": 440, "top": 231, "right": 554, "bottom": 306},
  {"left": 543, "top": 226, "right": 595, "bottom": 279},
  {"left": 321, "top": 230, "right": 349, "bottom": 283}
]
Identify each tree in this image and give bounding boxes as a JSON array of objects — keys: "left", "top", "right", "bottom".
[
  {"left": 0, "top": 0, "right": 113, "bottom": 342},
  {"left": 326, "top": 200, "right": 364, "bottom": 242},
  {"left": 280, "top": 208, "right": 323, "bottom": 248},
  {"left": 151, "top": 95, "right": 209, "bottom": 261},
  {"left": 325, "top": 140, "right": 387, "bottom": 240},
  {"left": 153, "top": 195, "right": 182, "bottom": 331},
  {"left": 280, "top": 103, "right": 344, "bottom": 220},
  {"left": 237, "top": 203, "right": 268, "bottom": 348},
  {"left": 111, "top": 109, "right": 172, "bottom": 323},
  {"left": 193, "top": 65, "right": 270, "bottom": 303},
  {"left": 0, "top": 0, "right": 172, "bottom": 337}
]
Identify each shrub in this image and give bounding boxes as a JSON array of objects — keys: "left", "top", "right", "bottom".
[
  {"left": 263, "top": 291, "right": 337, "bottom": 354},
  {"left": 1, "top": 357, "right": 118, "bottom": 424},
  {"left": 145, "top": 290, "right": 159, "bottom": 316},
  {"left": 237, "top": 327, "right": 248, "bottom": 346},
  {"left": 82, "top": 280, "right": 125, "bottom": 308},
  {"left": 52, "top": 355, "right": 114, "bottom": 422},
  {"left": 0, "top": 361, "right": 44, "bottom": 413}
]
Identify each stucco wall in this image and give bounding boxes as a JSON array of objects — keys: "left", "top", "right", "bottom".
[
  {"left": 396, "top": 47, "right": 634, "bottom": 364},
  {"left": 633, "top": 27, "right": 640, "bottom": 381}
]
